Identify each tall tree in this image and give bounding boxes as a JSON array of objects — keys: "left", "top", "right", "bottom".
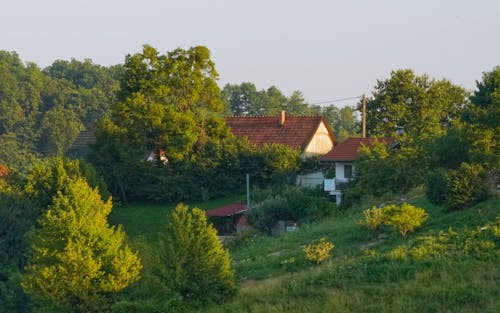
[
  {"left": 464, "top": 66, "right": 500, "bottom": 168},
  {"left": 103, "top": 44, "right": 226, "bottom": 161},
  {"left": 21, "top": 178, "right": 142, "bottom": 313},
  {"left": 365, "top": 69, "right": 467, "bottom": 140}
]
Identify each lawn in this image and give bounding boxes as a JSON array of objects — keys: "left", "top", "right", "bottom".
[{"left": 108, "top": 193, "right": 245, "bottom": 240}]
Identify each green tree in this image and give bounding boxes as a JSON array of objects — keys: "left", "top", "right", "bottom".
[
  {"left": 24, "top": 157, "right": 109, "bottom": 209},
  {"left": 365, "top": 69, "right": 467, "bottom": 141},
  {"left": 463, "top": 66, "right": 500, "bottom": 168},
  {"left": 21, "top": 178, "right": 142, "bottom": 313},
  {"left": 154, "top": 204, "right": 235, "bottom": 303}
]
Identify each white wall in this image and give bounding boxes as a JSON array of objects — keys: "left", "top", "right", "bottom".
[{"left": 335, "top": 162, "right": 354, "bottom": 181}]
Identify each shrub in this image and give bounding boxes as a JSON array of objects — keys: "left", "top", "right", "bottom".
[
  {"left": 383, "top": 203, "right": 429, "bottom": 237},
  {"left": 426, "top": 168, "right": 449, "bottom": 205},
  {"left": 155, "top": 204, "right": 235, "bottom": 304},
  {"left": 445, "top": 163, "right": 490, "bottom": 211},
  {"left": 246, "top": 186, "right": 336, "bottom": 234},
  {"left": 359, "top": 206, "right": 385, "bottom": 231},
  {"left": 303, "top": 238, "right": 335, "bottom": 264}
]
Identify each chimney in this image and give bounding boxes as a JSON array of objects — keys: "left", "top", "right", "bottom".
[{"left": 279, "top": 110, "right": 286, "bottom": 126}]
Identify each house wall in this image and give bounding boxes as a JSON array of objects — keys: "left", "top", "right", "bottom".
[
  {"left": 297, "top": 171, "right": 325, "bottom": 188},
  {"left": 303, "top": 122, "right": 334, "bottom": 157},
  {"left": 335, "top": 162, "right": 354, "bottom": 181}
]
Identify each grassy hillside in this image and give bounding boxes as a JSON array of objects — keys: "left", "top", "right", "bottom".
[
  {"left": 202, "top": 197, "right": 499, "bottom": 313},
  {"left": 109, "top": 195, "right": 499, "bottom": 312}
]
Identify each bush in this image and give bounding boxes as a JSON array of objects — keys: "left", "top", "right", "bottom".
[
  {"left": 445, "top": 163, "right": 490, "bottom": 211},
  {"left": 246, "top": 196, "right": 289, "bottom": 235},
  {"left": 426, "top": 168, "right": 449, "bottom": 205},
  {"left": 359, "top": 206, "right": 384, "bottom": 231},
  {"left": 382, "top": 203, "right": 429, "bottom": 237},
  {"left": 303, "top": 238, "right": 335, "bottom": 264},
  {"left": 246, "top": 186, "right": 336, "bottom": 234}
]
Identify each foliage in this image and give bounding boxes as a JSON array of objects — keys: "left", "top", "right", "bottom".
[
  {"left": 247, "top": 196, "right": 289, "bottom": 234},
  {"left": 151, "top": 204, "right": 235, "bottom": 304},
  {"left": 365, "top": 69, "right": 467, "bottom": 141},
  {"left": 21, "top": 178, "right": 142, "bottom": 313},
  {"left": 341, "top": 140, "right": 426, "bottom": 209},
  {"left": 359, "top": 206, "right": 385, "bottom": 231},
  {"left": 463, "top": 66, "right": 500, "bottom": 168},
  {"left": 425, "top": 168, "right": 449, "bottom": 205},
  {"left": 24, "top": 157, "right": 109, "bottom": 209},
  {"left": 444, "top": 163, "right": 490, "bottom": 211},
  {"left": 246, "top": 186, "right": 336, "bottom": 234},
  {"left": 388, "top": 217, "right": 499, "bottom": 261},
  {"left": 303, "top": 238, "right": 335, "bottom": 264},
  {"left": 382, "top": 203, "right": 429, "bottom": 237}
]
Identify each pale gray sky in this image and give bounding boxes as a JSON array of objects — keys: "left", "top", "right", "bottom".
[{"left": 2, "top": 0, "right": 499, "bottom": 106}]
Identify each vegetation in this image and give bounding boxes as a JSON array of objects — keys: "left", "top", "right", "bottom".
[
  {"left": 303, "top": 238, "right": 335, "bottom": 264},
  {"left": 0, "top": 48, "right": 498, "bottom": 312},
  {"left": 150, "top": 204, "right": 235, "bottom": 304},
  {"left": 21, "top": 178, "right": 142, "bottom": 313}
]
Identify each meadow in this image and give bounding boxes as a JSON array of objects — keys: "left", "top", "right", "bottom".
[{"left": 110, "top": 195, "right": 499, "bottom": 313}]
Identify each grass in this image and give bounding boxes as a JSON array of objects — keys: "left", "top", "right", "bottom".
[
  {"left": 110, "top": 192, "right": 499, "bottom": 312},
  {"left": 108, "top": 193, "right": 245, "bottom": 240},
  {"left": 200, "top": 197, "right": 500, "bottom": 312}
]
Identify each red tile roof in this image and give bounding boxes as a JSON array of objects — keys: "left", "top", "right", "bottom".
[
  {"left": 226, "top": 114, "right": 335, "bottom": 151},
  {"left": 205, "top": 203, "right": 247, "bottom": 217},
  {"left": 320, "top": 137, "right": 394, "bottom": 162}
]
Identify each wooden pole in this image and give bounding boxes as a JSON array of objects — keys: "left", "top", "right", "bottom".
[
  {"left": 362, "top": 94, "right": 366, "bottom": 138},
  {"left": 246, "top": 173, "right": 250, "bottom": 209}
]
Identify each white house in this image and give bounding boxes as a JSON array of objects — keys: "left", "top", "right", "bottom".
[{"left": 320, "top": 137, "right": 394, "bottom": 205}]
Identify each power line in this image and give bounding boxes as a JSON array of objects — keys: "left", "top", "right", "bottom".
[{"left": 309, "top": 95, "right": 362, "bottom": 105}]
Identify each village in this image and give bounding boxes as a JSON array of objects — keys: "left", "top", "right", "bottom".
[{"left": 1, "top": 2, "right": 499, "bottom": 312}]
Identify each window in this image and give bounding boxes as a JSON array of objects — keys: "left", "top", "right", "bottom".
[{"left": 344, "top": 164, "right": 353, "bottom": 179}]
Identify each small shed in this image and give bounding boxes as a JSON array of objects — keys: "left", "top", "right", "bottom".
[{"left": 205, "top": 203, "right": 249, "bottom": 235}]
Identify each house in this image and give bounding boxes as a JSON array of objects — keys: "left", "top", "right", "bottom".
[
  {"left": 66, "top": 129, "right": 95, "bottom": 158},
  {"left": 226, "top": 111, "right": 336, "bottom": 158},
  {"left": 320, "top": 137, "right": 394, "bottom": 205}
]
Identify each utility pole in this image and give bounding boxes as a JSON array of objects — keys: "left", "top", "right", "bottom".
[
  {"left": 362, "top": 94, "right": 366, "bottom": 138},
  {"left": 246, "top": 173, "right": 250, "bottom": 209}
]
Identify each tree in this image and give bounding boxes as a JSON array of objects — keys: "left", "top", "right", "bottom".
[
  {"left": 101, "top": 44, "right": 225, "bottom": 161},
  {"left": 154, "top": 204, "right": 235, "bottom": 303},
  {"left": 24, "top": 157, "right": 109, "bottom": 209},
  {"left": 21, "top": 178, "right": 142, "bottom": 313},
  {"left": 365, "top": 69, "right": 467, "bottom": 141},
  {"left": 463, "top": 66, "right": 500, "bottom": 168}
]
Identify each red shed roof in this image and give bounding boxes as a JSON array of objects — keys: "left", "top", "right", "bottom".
[
  {"left": 320, "top": 137, "right": 394, "bottom": 162},
  {"left": 226, "top": 114, "right": 335, "bottom": 152},
  {"left": 205, "top": 203, "right": 247, "bottom": 217}
]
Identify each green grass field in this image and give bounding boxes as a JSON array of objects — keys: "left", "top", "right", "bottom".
[
  {"left": 109, "top": 194, "right": 245, "bottom": 240},
  {"left": 109, "top": 195, "right": 499, "bottom": 312}
]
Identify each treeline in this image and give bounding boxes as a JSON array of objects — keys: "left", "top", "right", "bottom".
[
  {"left": 341, "top": 68, "right": 499, "bottom": 210},
  {"left": 0, "top": 51, "right": 121, "bottom": 172}
]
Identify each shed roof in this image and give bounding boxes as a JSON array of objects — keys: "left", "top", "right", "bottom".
[
  {"left": 226, "top": 114, "right": 335, "bottom": 152},
  {"left": 205, "top": 203, "right": 247, "bottom": 217},
  {"left": 320, "top": 137, "right": 394, "bottom": 162}
]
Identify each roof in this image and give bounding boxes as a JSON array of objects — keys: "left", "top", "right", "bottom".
[
  {"left": 226, "top": 114, "right": 335, "bottom": 152},
  {"left": 66, "top": 129, "right": 95, "bottom": 157},
  {"left": 205, "top": 203, "right": 247, "bottom": 217},
  {"left": 320, "top": 137, "right": 394, "bottom": 162}
]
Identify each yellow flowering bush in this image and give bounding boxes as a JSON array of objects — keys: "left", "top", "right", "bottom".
[
  {"left": 359, "top": 206, "right": 384, "bottom": 231},
  {"left": 303, "top": 238, "right": 335, "bottom": 264}
]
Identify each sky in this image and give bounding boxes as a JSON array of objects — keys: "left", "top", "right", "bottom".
[{"left": 2, "top": 0, "right": 499, "bottom": 107}]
